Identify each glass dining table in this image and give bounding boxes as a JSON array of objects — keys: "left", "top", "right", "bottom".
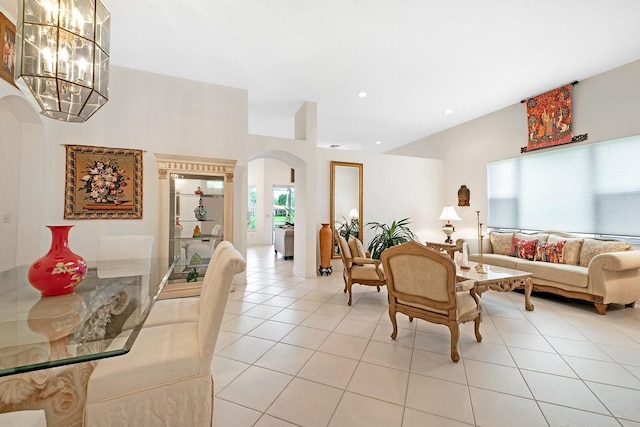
[{"left": 0, "top": 258, "right": 175, "bottom": 427}]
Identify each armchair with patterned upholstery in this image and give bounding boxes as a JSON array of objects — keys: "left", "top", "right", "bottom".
[
  {"left": 381, "top": 241, "right": 482, "bottom": 362},
  {"left": 335, "top": 232, "right": 385, "bottom": 306}
]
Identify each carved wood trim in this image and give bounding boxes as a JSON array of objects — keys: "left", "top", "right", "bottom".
[
  {"left": 155, "top": 154, "right": 237, "bottom": 177},
  {"left": 531, "top": 283, "right": 602, "bottom": 304}
]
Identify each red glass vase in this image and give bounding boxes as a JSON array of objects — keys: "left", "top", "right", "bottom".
[{"left": 28, "top": 225, "right": 88, "bottom": 296}]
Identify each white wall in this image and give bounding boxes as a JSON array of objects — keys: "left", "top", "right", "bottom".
[
  {"left": 316, "top": 148, "right": 445, "bottom": 249},
  {"left": 0, "top": 102, "right": 21, "bottom": 271},
  {"left": 390, "top": 60, "right": 640, "bottom": 240}
]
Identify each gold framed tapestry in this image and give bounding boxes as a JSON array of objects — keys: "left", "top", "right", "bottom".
[
  {"left": 0, "top": 12, "right": 17, "bottom": 87},
  {"left": 524, "top": 83, "right": 573, "bottom": 152},
  {"left": 64, "top": 145, "right": 143, "bottom": 219}
]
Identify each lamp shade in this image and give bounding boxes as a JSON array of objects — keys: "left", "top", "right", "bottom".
[
  {"left": 14, "top": 0, "right": 110, "bottom": 123},
  {"left": 439, "top": 206, "right": 461, "bottom": 222},
  {"left": 348, "top": 208, "right": 358, "bottom": 219}
]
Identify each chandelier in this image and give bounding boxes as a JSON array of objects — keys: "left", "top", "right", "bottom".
[{"left": 14, "top": 0, "right": 110, "bottom": 123}]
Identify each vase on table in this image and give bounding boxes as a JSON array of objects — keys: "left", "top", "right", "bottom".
[
  {"left": 28, "top": 225, "right": 88, "bottom": 296},
  {"left": 319, "top": 223, "right": 333, "bottom": 275}
]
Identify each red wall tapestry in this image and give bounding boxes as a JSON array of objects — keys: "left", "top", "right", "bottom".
[{"left": 524, "top": 84, "right": 573, "bottom": 152}]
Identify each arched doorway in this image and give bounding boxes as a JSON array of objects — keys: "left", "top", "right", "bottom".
[{"left": 247, "top": 150, "right": 316, "bottom": 277}]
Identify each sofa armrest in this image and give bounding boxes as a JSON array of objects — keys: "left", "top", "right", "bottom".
[
  {"left": 588, "top": 250, "right": 640, "bottom": 273},
  {"left": 456, "top": 238, "right": 491, "bottom": 255},
  {"left": 587, "top": 250, "right": 640, "bottom": 303}
]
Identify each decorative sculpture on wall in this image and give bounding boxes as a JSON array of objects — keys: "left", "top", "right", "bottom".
[{"left": 458, "top": 185, "right": 470, "bottom": 207}]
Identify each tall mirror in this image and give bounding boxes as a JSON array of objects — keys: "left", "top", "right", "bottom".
[{"left": 330, "top": 161, "right": 363, "bottom": 258}]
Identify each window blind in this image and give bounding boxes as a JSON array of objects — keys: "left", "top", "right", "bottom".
[{"left": 487, "top": 135, "right": 640, "bottom": 237}]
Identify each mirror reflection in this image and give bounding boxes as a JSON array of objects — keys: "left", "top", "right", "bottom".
[{"left": 330, "top": 161, "right": 363, "bottom": 258}]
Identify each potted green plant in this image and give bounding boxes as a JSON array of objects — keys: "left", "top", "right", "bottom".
[
  {"left": 366, "top": 217, "right": 418, "bottom": 259},
  {"left": 336, "top": 216, "right": 359, "bottom": 240}
]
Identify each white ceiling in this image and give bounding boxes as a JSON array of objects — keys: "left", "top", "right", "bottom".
[{"left": 3, "top": 0, "right": 640, "bottom": 152}]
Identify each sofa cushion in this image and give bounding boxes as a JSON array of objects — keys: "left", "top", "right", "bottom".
[
  {"left": 534, "top": 240, "right": 565, "bottom": 263},
  {"left": 515, "top": 232, "right": 549, "bottom": 243},
  {"left": 579, "top": 238, "right": 631, "bottom": 266},
  {"left": 489, "top": 232, "right": 513, "bottom": 255},
  {"left": 548, "top": 235, "right": 583, "bottom": 265},
  {"left": 515, "top": 259, "right": 588, "bottom": 288},
  {"left": 510, "top": 237, "right": 538, "bottom": 260}
]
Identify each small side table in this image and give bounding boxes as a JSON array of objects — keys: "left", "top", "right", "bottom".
[{"left": 425, "top": 241, "right": 457, "bottom": 259}]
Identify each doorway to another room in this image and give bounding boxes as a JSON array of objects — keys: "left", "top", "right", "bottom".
[{"left": 272, "top": 185, "right": 295, "bottom": 243}]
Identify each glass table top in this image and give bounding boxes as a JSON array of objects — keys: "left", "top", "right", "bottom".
[{"left": 0, "top": 258, "right": 174, "bottom": 377}]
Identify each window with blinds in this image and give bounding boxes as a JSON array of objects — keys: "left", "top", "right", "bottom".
[{"left": 487, "top": 134, "right": 640, "bottom": 237}]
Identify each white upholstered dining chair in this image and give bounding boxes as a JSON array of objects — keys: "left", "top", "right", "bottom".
[
  {"left": 83, "top": 244, "right": 245, "bottom": 426},
  {"left": 143, "top": 240, "right": 234, "bottom": 328}
]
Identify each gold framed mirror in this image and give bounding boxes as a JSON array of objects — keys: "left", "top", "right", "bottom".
[{"left": 330, "top": 161, "right": 363, "bottom": 258}]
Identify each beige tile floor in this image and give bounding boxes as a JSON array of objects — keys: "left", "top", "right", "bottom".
[{"left": 213, "top": 245, "right": 640, "bottom": 427}]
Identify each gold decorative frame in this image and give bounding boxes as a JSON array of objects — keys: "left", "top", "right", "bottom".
[
  {"left": 0, "top": 12, "right": 17, "bottom": 87},
  {"left": 64, "top": 145, "right": 143, "bottom": 219}
]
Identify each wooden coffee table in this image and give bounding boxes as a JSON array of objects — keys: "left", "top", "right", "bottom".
[{"left": 456, "top": 262, "right": 534, "bottom": 311}]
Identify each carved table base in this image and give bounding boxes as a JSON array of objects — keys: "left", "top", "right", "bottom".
[
  {"left": 474, "top": 276, "right": 534, "bottom": 311},
  {"left": 0, "top": 361, "right": 96, "bottom": 427},
  {"left": 457, "top": 263, "right": 534, "bottom": 312},
  {"left": 1, "top": 285, "right": 136, "bottom": 425}
]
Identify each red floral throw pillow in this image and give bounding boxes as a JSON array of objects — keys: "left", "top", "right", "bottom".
[
  {"left": 510, "top": 237, "right": 538, "bottom": 260},
  {"left": 534, "top": 240, "right": 566, "bottom": 263}
]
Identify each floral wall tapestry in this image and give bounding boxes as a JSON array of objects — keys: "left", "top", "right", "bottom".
[
  {"left": 64, "top": 145, "right": 143, "bottom": 219},
  {"left": 524, "top": 84, "right": 573, "bottom": 152}
]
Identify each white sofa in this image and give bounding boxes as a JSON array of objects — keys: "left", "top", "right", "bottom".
[
  {"left": 458, "top": 231, "right": 640, "bottom": 314},
  {"left": 274, "top": 226, "right": 294, "bottom": 259}
]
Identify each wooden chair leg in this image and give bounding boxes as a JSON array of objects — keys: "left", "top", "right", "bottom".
[
  {"left": 347, "top": 280, "right": 353, "bottom": 306},
  {"left": 474, "top": 315, "right": 483, "bottom": 342},
  {"left": 389, "top": 309, "right": 398, "bottom": 340},
  {"left": 376, "top": 286, "right": 380, "bottom": 292},
  {"left": 449, "top": 324, "right": 460, "bottom": 362},
  {"left": 626, "top": 301, "right": 636, "bottom": 308}
]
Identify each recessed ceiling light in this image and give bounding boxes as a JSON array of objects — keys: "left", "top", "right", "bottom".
[
  {"left": 375, "top": 141, "right": 382, "bottom": 145},
  {"left": 357, "top": 91, "right": 368, "bottom": 98},
  {"left": 444, "top": 108, "right": 454, "bottom": 115}
]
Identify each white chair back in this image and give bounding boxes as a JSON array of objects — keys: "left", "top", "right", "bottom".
[{"left": 198, "top": 246, "right": 245, "bottom": 372}]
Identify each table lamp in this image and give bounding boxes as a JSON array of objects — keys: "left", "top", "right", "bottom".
[{"left": 439, "top": 206, "right": 461, "bottom": 244}]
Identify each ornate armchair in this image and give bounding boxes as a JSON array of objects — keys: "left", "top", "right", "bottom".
[
  {"left": 335, "top": 232, "right": 385, "bottom": 305},
  {"left": 381, "top": 241, "right": 482, "bottom": 362}
]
